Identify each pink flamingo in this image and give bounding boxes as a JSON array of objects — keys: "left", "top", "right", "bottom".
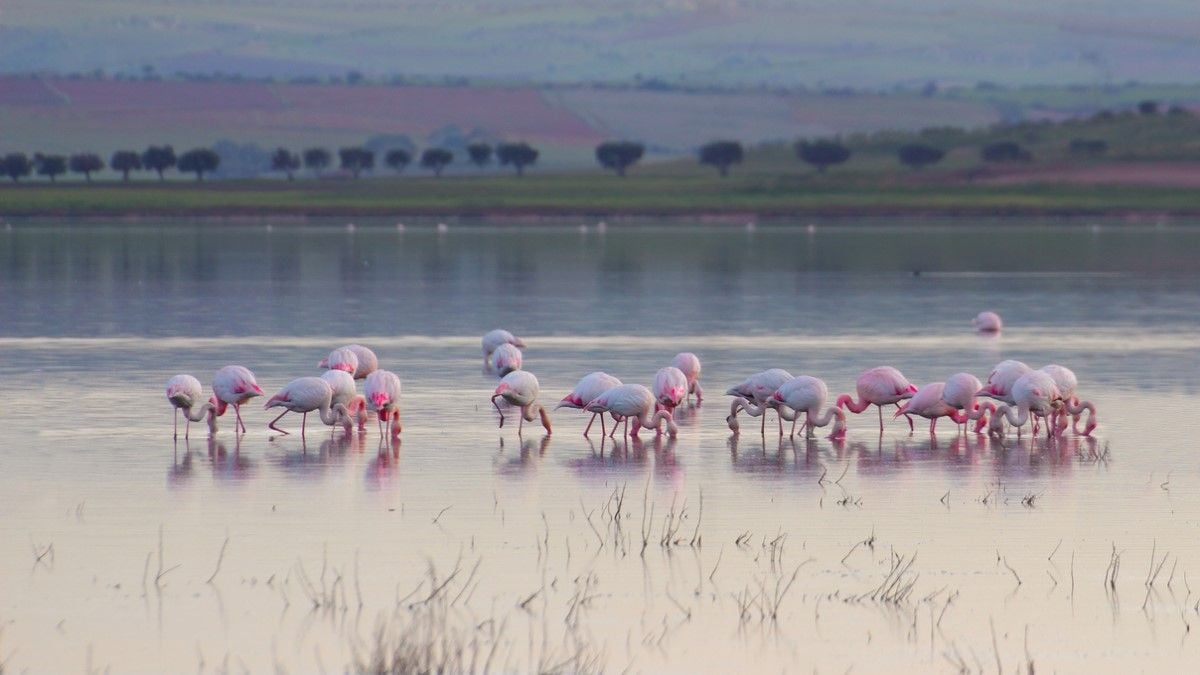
[
  {"left": 988, "top": 371, "right": 1061, "bottom": 438},
  {"left": 586, "top": 384, "right": 676, "bottom": 438},
  {"left": 482, "top": 329, "right": 526, "bottom": 366},
  {"left": 895, "top": 382, "right": 967, "bottom": 434},
  {"left": 726, "top": 369, "right": 793, "bottom": 435},
  {"left": 492, "top": 370, "right": 552, "bottom": 434},
  {"left": 364, "top": 370, "right": 403, "bottom": 437},
  {"left": 212, "top": 365, "right": 263, "bottom": 434},
  {"left": 972, "top": 311, "right": 1003, "bottom": 333},
  {"left": 671, "top": 352, "right": 704, "bottom": 403},
  {"left": 1038, "top": 364, "right": 1082, "bottom": 433},
  {"left": 652, "top": 366, "right": 688, "bottom": 414},
  {"left": 321, "top": 369, "right": 367, "bottom": 431},
  {"left": 489, "top": 343, "right": 523, "bottom": 376},
  {"left": 941, "top": 372, "right": 992, "bottom": 433},
  {"left": 319, "top": 344, "right": 378, "bottom": 380},
  {"left": 264, "top": 377, "right": 353, "bottom": 437},
  {"left": 556, "top": 372, "right": 622, "bottom": 437},
  {"left": 728, "top": 375, "right": 846, "bottom": 439},
  {"left": 166, "top": 374, "right": 218, "bottom": 439},
  {"left": 835, "top": 366, "right": 919, "bottom": 432},
  {"left": 981, "top": 360, "right": 1032, "bottom": 404}
]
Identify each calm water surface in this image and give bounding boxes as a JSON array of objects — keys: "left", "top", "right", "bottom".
[{"left": 2, "top": 218, "right": 1199, "bottom": 673}]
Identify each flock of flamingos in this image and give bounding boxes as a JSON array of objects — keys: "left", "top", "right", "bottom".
[{"left": 166, "top": 312, "right": 1098, "bottom": 443}]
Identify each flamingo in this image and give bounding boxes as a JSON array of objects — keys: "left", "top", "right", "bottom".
[
  {"left": 489, "top": 343, "right": 523, "bottom": 376},
  {"left": 364, "top": 370, "right": 403, "bottom": 437},
  {"left": 264, "top": 377, "right": 353, "bottom": 437},
  {"left": 894, "top": 382, "right": 968, "bottom": 434},
  {"left": 941, "top": 372, "right": 992, "bottom": 433},
  {"left": 1037, "top": 365, "right": 1097, "bottom": 436},
  {"left": 319, "top": 344, "right": 378, "bottom": 380},
  {"left": 586, "top": 384, "right": 676, "bottom": 439},
  {"left": 482, "top": 329, "right": 526, "bottom": 366},
  {"left": 321, "top": 369, "right": 367, "bottom": 431},
  {"left": 555, "top": 372, "right": 622, "bottom": 437},
  {"left": 972, "top": 311, "right": 1003, "bottom": 333},
  {"left": 981, "top": 360, "right": 1033, "bottom": 404},
  {"left": 166, "top": 374, "right": 218, "bottom": 439},
  {"left": 671, "top": 352, "right": 704, "bottom": 403},
  {"left": 729, "top": 375, "right": 846, "bottom": 439},
  {"left": 835, "top": 366, "right": 919, "bottom": 432},
  {"left": 492, "top": 370, "right": 552, "bottom": 434},
  {"left": 988, "top": 371, "right": 1061, "bottom": 438},
  {"left": 212, "top": 365, "right": 263, "bottom": 434},
  {"left": 726, "top": 369, "right": 793, "bottom": 435},
  {"left": 652, "top": 366, "right": 688, "bottom": 414}
]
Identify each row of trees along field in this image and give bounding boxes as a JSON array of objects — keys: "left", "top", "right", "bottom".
[
  {"left": 0, "top": 146, "right": 220, "bottom": 183},
  {"left": 271, "top": 142, "right": 540, "bottom": 179}
]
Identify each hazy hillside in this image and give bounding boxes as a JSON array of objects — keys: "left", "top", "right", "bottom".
[{"left": 4, "top": 0, "right": 1200, "bottom": 88}]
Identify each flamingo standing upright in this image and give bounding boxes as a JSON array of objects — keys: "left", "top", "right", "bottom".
[
  {"left": 556, "top": 372, "right": 622, "bottom": 437},
  {"left": 321, "top": 369, "right": 367, "bottom": 431},
  {"left": 895, "top": 382, "right": 967, "bottom": 434},
  {"left": 166, "top": 374, "right": 218, "bottom": 439},
  {"left": 652, "top": 366, "right": 688, "bottom": 414},
  {"left": 265, "top": 377, "right": 353, "bottom": 437},
  {"left": 729, "top": 375, "right": 846, "bottom": 440},
  {"left": 671, "top": 352, "right": 704, "bottom": 403},
  {"left": 492, "top": 370, "right": 552, "bottom": 434},
  {"left": 988, "top": 371, "right": 1061, "bottom": 438},
  {"left": 319, "top": 344, "right": 378, "bottom": 380},
  {"left": 941, "top": 372, "right": 992, "bottom": 433},
  {"left": 212, "top": 366, "right": 264, "bottom": 434},
  {"left": 364, "top": 370, "right": 403, "bottom": 437},
  {"left": 482, "top": 329, "right": 526, "bottom": 366},
  {"left": 586, "top": 384, "right": 676, "bottom": 439},
  {"left": 489, "top": 343, "right": 523, "bottom": 376},
  {"left": 972, "top": 311, "right": 1003, "bottom": 333},
  {"left": 835, "top": 366, "right": 919, "bottom": 432},
  {"left": 726, "top": 369, "right": 794, "bottom": 435}
]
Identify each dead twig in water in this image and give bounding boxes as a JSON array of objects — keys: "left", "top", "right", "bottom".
[{"left": 206, "top": 535, "right": 229, "bottom": 584}]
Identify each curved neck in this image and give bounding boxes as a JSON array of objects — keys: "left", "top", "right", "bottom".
[
  {"left": 836, "top": 394, "right": 870, "bottom": 414},
  {"left": 317, "top": 401, "right": 351, "bottom": 428},
  {"left": 1000, "top": 404, "right": 1028, "bottom": 427},
  {"left": 636, "top": 409, "right": 677, "bottom": 436},
  {"left": 522, "top": 403, "right": 553, "bottom": 433},
  {"left": 1064, "top": 399, "right": 1093, "bottom": 416},
  {"left": 183, "top": 400, "right": 214, "bottom": 423},
  {"left": 808, "top": 405, "right": 838, "bottom": 428},
  {"left": 730, "top": 397, "right": 767, "bottom": 418}
]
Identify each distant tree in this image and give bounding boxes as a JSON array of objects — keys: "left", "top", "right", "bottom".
[
  {"left": 698, "top": 140, "right": 743, "bottom": 177},
  {"left": 1167, "top": 105, "right": 1193, "bottom": 117},
  {"left": 595, "top": 141, "right": 645, "bottom": 177},
  {"left": 385, "top": 148, "right": 413, "bottom": 174},
  {"left": 467, "top": 143, "right": 492, "bottom": 169},
  {"left": 496, "top": 142, "right": 539, "bottom": 176},
  {"left": 303, "top": 148, "right": 331, "bottom": 176},
  {"left": 270, "top": 148, "right": 301, "bottom": 180},
  {"left": 1137, "top": 100, "right": 1159, "bottom": 115},
  {"left": 980, "top": 141, "right": 1031, "bottom": 163},
  {"left": 795, "top": 140, "right": 851, "bottom": 173},
  {"left": 1068, "top": 138, "right": 1108, "bottom": 157},
  {"left": 338, "top": 147, "right": 375, "bottom": 178},
  {"left": 34, "top": 154, "right": 67, "bottom": 182},
  {"left": 1, "top": 153, "right": 33, "bottom": 183},
  {"left": 896, "top": 144, "right": 945, "bottom": 170},
  {"left": 419, "top": 148, "right": 453, "bottom": 177},
  {"left": 142, "top": 145, "right": 177, "bottom": 180},
  {"left": 69, "top": 153, "right": 105, "bottom": 182},
  {"left": 178, "top": 148, "right": 220, "bottom": 181},
  {"left": 110, "top": 151, "right": 142, "bottom": 181}
]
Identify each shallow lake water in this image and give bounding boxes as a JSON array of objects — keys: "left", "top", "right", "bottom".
[{"left": 2, "top": 218, "right": 1200, "bottom": 673}]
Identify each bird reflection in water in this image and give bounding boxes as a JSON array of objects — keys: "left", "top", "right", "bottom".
[
  {"left": 727, "top": 433, "right": 836, "bottom": 477},
  {"left": 167, "top": 438, "right": 196, "bottom": 488},
  {"left": 494, "top": 433, "right": 552, "bottom": 475},
  {"left": 271, "top": 430, "right": 358, "bottom": 480},
  {"left": 365, "top": 435, "right": 401, "bottom": 491},
  {"left": 206, "top": 435, "right": 256, "bottom": 482}
]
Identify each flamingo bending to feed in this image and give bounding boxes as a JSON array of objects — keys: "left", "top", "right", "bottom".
[
  {"left": 482, "top": 329, "right": 526, "bottom": 366},
  {"left": 895, "top": 382, "right": 968, "bottom": 434},
  {"left": 972, "top": 311, "right": 1003, "bottom": 333},
  {"left": 729, "top": 375, "right": 846, "bottom": 439},
  {"left": 265, "top": 377, "right": 354, "bottom": 437},
  {"left": 166, "top": 374, "right": 218, "bottom": 438},
  {"left": 319, "top": 344, "right": 378, "bottom": 380},
  {"left": 941, "top": 372, "right": 993, "bottom": 433},
  {"left": 212, "top": 365, "right": 264, "bottom": 434},
  {"left": 364, "top": 370, "right": 403, "bottom": 437},
  {"left": 988, "top": 371, "right": 1061, "bottom": 438},
  {"left": 586, "top": 384, "right": 676, "bottom": 439},
  {"left": 490, "top": 343, "right": 523, "bottom": 376},
  {"left": 492, "top": 371, "right": 552, "bottom": 434},
  {"left": 835, "top": 366, "right": 918, "bottom": 432},
  {"left": 981, "top": 360, "right": 1033, "bottom": 404},
  {"left": 671, "top": 352, "right": 704, "bottom": 403},
  {"left": 726, "top": 369, "right": 793, "bottom": 435},
  {"left": 556, "top": 372, "right": 622, "bottom": 437},
  {"left": 321, "top": 369, "right": 367, "bottom": 431},
  {"left": 1039, "top": 364, "right": 1081, "bottom": 433},
  {"left": 652, "top": 366, "right": 688, "bottom": 414}
]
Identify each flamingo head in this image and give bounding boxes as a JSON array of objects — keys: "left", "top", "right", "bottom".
[{"left": 828, "top": 408, "right": 847, "bottom": 441}]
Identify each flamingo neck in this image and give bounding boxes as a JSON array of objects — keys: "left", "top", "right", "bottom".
[
  {"left": 836, "top": 394, "right": 870, "bottom": 414},
  {"left": 808, "top": 405, "right": 838, "bottom": 428}
]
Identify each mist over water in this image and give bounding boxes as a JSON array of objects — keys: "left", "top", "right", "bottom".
[{"left": 2, "top": 218, "right": 1199, "bottom": 672}]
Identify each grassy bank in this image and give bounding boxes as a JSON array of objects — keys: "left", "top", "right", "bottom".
[{"left": 2, "top": 170, "right": 1199, "bottom": 218}]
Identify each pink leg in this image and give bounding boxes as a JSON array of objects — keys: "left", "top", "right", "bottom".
[
  {"left": 599, "top": 413, "right": 607, "bottom": 438},
  {"left": 583, "top": 412, "right": 596, "bottom": 437},
  {"left": 301, "top": 411, "right": 308, "bottom": 439},
  {"left": 234, "top": 404, "right": 246, "bottom": 434},
  {"left": 269, "top": 409, "right": 290, "bottom": 434},
  {"left": 173, "top": 410, "right": 179, "bottom": 439}
]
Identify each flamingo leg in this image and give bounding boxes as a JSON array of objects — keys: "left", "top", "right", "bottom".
[
  {"left": 878, "top": 405, "right": 884, "bottom": 432},
  {"left": 777, "top": 409, "right": 784, "bottom": 437},
  {"left": 492, "top": 395, "right": 505, "bottom": 428},
  {"left": 235, "top": 403, "right": 247, "bottom": 434},
  {"left": 174, "top": 409, "right": 179, "bottom": 440},
  {"left": 789, "top": 414, "right": 797, "bottom": 438},
  {"left": 760, "top": 407, "right": 767, "bottom": 436},
  {"left": 583, "top": 412, "right": 596, "bottom": 437},
  {"left": 624, "top": 417, "right": 629, "bottom": 438},
  {"left": 392, "top": 407, "right": 402, "bottom": 436},
  {"left": 268, "top": 409, "right": 290, "bottom": 435},
  {"left": 185, "top": 417, "right": 192, "bottom": 439},
  {"left": 301, "top": 411, "right": 308, "bottom": 439},
  {"left": 599, "top": 413, "right": 607, "bottom": 438}
]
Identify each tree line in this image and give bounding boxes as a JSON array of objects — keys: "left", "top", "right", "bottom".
[
  {"left": 0, "top": 146, "right": 222, "bottom": 183},
  {"left": 271, "top": 142, "right": 541, "bottom": 180}
]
